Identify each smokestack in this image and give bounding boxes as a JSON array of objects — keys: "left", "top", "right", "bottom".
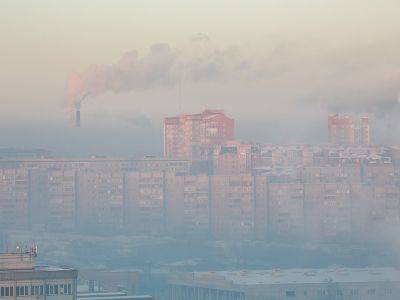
[
  {"left": 76, "top": 110, "right": 81, "bottom": 127},
  {"left": 75, "top": 102, "right": 81, "bottom": 127}
]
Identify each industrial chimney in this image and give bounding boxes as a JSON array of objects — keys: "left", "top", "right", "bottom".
[{"left": 75, "top": 102, "right": 81, "bottom": 127}]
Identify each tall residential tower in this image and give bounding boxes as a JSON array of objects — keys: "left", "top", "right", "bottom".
[
  {"left": 164, "top": 109, "right": 234, "bottom": 162},
  {"left": 328, "top": 114, "right": 370, "bottom": 146}
]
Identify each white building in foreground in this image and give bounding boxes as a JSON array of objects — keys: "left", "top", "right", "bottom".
[
  {"left": 0, "top": 248, "right": 77, "bottom": 300},
  {"left": 167, "top": 267, "right": 400, "bottom": 300}
]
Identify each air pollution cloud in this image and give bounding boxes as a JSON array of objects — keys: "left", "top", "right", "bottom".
[
  {"left": 66, "top": 37, "right": 250, "bottom": 111},
  {"left": 67, "top": 35, "right": 400, "bottom": 126},
  {"left": 67, "top": 43, "right": 178, "bottom": 108}
]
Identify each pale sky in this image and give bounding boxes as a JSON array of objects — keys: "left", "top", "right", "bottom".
[{"left": 1, "top": 0, "right": 400, "bottom": 154}]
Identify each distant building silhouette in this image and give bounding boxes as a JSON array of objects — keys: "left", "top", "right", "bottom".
[{"left": 328, "top": 114, "right": 370, "bottom": 146}]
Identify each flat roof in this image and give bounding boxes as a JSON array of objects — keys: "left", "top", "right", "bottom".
[
  {"left": 77, "top": 292, "right": 127, "bottom": 298},
  {"left": 0, "top": 266, "right": 74, "bottom": 272},
  {"left": 0, "top": 157, "right": 188, "bottom": 163},
  {"left": 172, "top": 267, "right": 400, "bottom": 287},
  {"left": 78, "top": 296, "right": 153, "bottom": 300},
  {"left": 0, "top": 266, "right": 77, "bottom": 281}
]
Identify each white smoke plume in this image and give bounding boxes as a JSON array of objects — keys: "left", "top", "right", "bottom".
[
  {"left": 65, "top": 34, "right": 258, "bottom": 115},
  {"left": 67, "top": 43, "right": 179, "bottom": 108},
  {"left": 66, "top": 35, "right": 400, "bottom": 121}
]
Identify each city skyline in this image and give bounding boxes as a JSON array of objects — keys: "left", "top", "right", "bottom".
[{"left": 2, "top": 2, "right": 400, "bottom": 299}]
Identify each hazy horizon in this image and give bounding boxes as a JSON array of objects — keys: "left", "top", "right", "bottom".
[{"left": 2, "top": 0, "right": 400, "bottom": 153}]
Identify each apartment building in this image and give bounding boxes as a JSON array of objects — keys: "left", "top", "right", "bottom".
[
  {"left": 0, "top": 153, "right": 399, "bottom": 241},
  {"left": 328, "top": 114, "right": 370, "bottom": 146},
  {"left": 164, "top": 110, "right": 234, "bottom": 161}
]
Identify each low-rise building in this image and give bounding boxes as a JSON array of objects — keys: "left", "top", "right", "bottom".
[
  {"left": 168, "top": 267, "right": 400, "bottom": 300},
  {"left": 0, "top": 248, "right": 77, "bottom": 300}
]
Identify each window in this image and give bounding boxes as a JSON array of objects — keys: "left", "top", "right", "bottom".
[
  {"left": 350, "top": 289, "right": 359, "bottom": 296},
  {"left": 5, "top": 287, "right": 9, "bottom": 297},
  {"left": 67, "top": 284, "right": 72, "bottom": 294},
  {"left": 384, "top": 288, "right": 392, "bottom": 295},
  {"left": 367, "top": 288, "right": 375, "bottom": 295},
  {"left": 1, "top": 287, "right": 4, "bottom": 297},
  {"left": 24, "top": 286, "right": 28, "bottom": 296},
  {"left": 42, "top": 284, "right": 65, "bottom": 296},
  {"left": 286, "top": 290, "right": 295, "bottom": 297},
  {"left": 9, "top": 288, "right": 13, "bottom": 297}
]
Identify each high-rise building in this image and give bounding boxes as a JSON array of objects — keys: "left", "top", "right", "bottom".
[
  {"left": 328, "top": 114, "right": 370, "bottom": 146},
  {"left": 328, "top": 114, "right": 355, "bottom": 145},
  {"left": 164, "top": 110, "right": 234, "bottom": 161},
  {"left": 357, "top": 116, "right": 370, "bottom": 146}
]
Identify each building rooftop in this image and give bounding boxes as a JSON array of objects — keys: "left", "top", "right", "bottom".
[
  {"left": 0, "top": 250, "right": 76, "bottom": 280},
  {"left": 77, "top": 292, "right": 127, "bottom": 298},
  {"left": 0, "top": 265, "right": 77, "bottom": 281},
  {"left": 0, "top": 249, "right": 37, "bottom": 270},
  {"left": 0, "top": 156, "right": 188, "bottom": 163},
  {"left": 78, "top": 296, "right": 153, "bottom": 300},
  {"left": 172, "top": 267, "right": 400, "bottom": 287},
  {"left": 0, "top": 265, "right": 76, "bottom": 273}
]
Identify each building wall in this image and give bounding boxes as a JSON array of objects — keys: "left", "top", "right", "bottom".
[
  {"left": 0, "top": 168, "right": 29, "bottom": 229},
  {"left": 77, "top": 171, "right": 124, "bottom": 233},
  {"left": 0, "top": 272, "right": 77, "bottom": 300},
  {"left": 47, "top": 170, "right": 77, "bottom": 230},
  {"left": 210, "top": 174, "right": 255, "bottom": 239},
  {"left": 125, "top": 172, "right": 166, "bottom": 235},
  {"left": 268, "top": 183, "right": 304, "bottom": 238}
]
